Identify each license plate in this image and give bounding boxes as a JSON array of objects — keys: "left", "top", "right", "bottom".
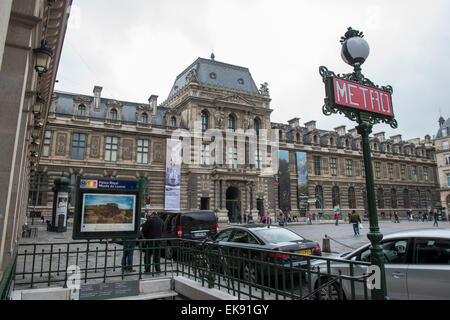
[
  {"left": 193, "top": 232, "right": 206, "bottom": 238},
  {"left": 296, "top": 249, "right": 311, "bottom": 255}
]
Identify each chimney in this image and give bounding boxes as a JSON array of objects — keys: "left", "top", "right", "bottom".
[
  {"left": 148, "top": 95, "right": 158, "bottom": 113},
  {"left": 348, "top": 128, "right": 358, "bottom": 137},
  {"left": 374, "top": 132, "right": 385, "bottom": 142},
  {"left": 304, "top": 120, "right": 316, "bottom": 132},
  {"left": 93, "top": 86, "right": 102, "bottom": 110},
  {"left": 288, "top": 117, "right": 300, "bottom": 128},
  {"left": 390, "top": 134, "right": 402, "bottom": 143},
  {"left": 334, "top": 125, "right": 346, "bottom": 136}
]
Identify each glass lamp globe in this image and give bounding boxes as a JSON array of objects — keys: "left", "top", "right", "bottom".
[{"left": 341, "top": 35, "right": 370, "bottom": 67}]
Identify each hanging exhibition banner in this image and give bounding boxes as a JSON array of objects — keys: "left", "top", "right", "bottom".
[
  {"left": 72, "top": 177, "right": 142, "bottom": 240},
  {"left": 278, "top": 150, "right": 291, "bottom": 212},
  {"left": 55, "top": 192, "right": 69, "bottom": 228},
  {"left": 165, "top": 139, "right": 182, "bottom": 210},
  {"left": 296, "top": 152, "right": 308, "bottom": 210}
]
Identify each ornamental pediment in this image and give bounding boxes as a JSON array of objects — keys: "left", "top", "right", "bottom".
[
  {"left": 106, "top": 99, "right": 122, "bottom": 108},
  {"left": 137, "top": 104, "right": 154, "bottom": 113},
  {"left": 215, "top": 94, "right": 255, "bottom": 107},
  {"left": 73, "top": 95, "right": 92, "bottom": 103}
]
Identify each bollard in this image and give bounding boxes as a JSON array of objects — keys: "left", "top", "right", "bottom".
[{"left": 322, "top": 235, "right": 331, "bottom": 253}]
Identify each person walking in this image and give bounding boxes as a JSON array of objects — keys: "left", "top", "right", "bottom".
[
  {"left": 334, "top": 211, "right": 340, "bottom": 226},
  {"left": 307, "top": 212, "right": 312, "bottom": 225},
  {"left": 433, "top": 210, "right": 439, "bottom": 227},
  {"left": 393, "top": 211, "right": 400, "bottom": 223},
  {"left": 261, "top": 212, "right": 272, "bottom": 225},
  {"left": 277, "top": 210, "right": 286, "bottom": 227},
  {"left": 141, "top": 212, "right": 164, "bottom": 273},
  {"left": 349, "top": 210, "right": 361, "bottom": 235},
  {"left": 121, "top": 238, "right": 136, "bottom": 273}
]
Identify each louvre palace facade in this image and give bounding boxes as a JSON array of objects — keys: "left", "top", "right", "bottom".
[{"left": 30, "top": 56, "right": 440, "bottom": 223}]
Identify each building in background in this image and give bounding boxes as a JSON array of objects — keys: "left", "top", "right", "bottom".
[
  {"left": 0, "top": 0, "right": 72, "bottom": 281},
  {"left": 34, "top": 54, "right": 440, "bottom": 224},
  {"left": 434, "top": 116, "right": 450, "bottom": 216}
]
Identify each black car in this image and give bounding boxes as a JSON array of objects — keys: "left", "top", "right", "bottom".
[
  {"left": 210, "top": 225, "right": 322, "bottom": 282},
  {"left": 156, "top": 210, "right": 218, "bottom": 259}
]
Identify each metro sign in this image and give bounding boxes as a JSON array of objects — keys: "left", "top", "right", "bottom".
[{"left": 333, "top": 78, "right": 393, "bottom": 117}]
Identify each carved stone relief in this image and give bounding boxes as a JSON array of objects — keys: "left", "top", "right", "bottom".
[
  {"left": 90, "top": 136, "right": 100, "bottom": 158},
  {"left": 122, "top": 139, "right": 133, "bottom": 160},
  {"left": 55, "top": 133, "right": 67, "bottom": 156}
]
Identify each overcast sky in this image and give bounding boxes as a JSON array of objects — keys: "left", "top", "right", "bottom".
[{"left": 55, "top": 0, "right": 450, "bottom": 141}]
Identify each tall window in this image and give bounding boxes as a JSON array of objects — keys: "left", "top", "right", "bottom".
[
  {"left": 448, "top": 173, "right": 450, "bottom": 187},
  {"left": 388, "top": 163, "right": 394, "bottom": 180},
  {"left": 330, "top": 157, "right": 337, "bottom": 176},
  {"left": 296, "top": 132, "right": 300, "bottom": 143},
  {"left": 377, "top": 188, "right": 384, "bottom": 209},
  {"left": 375, "top": 162, "right": 381, "bottom": 179},
  {"left": 42, "top": 130, "right": 52, "bottom": 157},
  {"left": 77, "top": 104, "right": 86, "bottom": 117},
  {"left": 201, "top": 143, "right": 210, "bottom": 167},
  {"left": 445, "top": 154, "right": 450, "bottom": 165},
  {"left": 105, "top": 136, "right": 118, "bottom": 162},
  {"left": 332, "top": 186, "right": 340, "bottom": 208},
  {"left": 140, "top": 112, "right": 148, "bottom": 124},
  {"left": 423, "top": 167, "right": 429, "bottom": 181},
  {"left": 403, "top": 189, "right": 410, "bottom": 208},
  {"left": 415, "top": 189, "right": 421, "bottom": 208},
  {"left": 314, "top": 156, "right": 321, "bottom": 176},
  {"left": 28, "top": 171, "right": 48, "bottom": 206},
  {"left": 443, "top": 140, "right": 449, "bottom": 150},
  {"left": 348, "top": 187, "right": 356, "bottom": 209},
  {"left": 228, "top": 146, "right": 237, "bottom": 168},
  {"left": 201, "top": 110, "right": 209, "bottom": 130},
  {"left": 254, "top": 118, "right": 260, "bottom": 136},
  {"left": 425, "top": 190, "right": 432, "bottom": 207},
  {"left": 412, "top": 166, "right": 418, "bottom": 182},
  {"left": 255, "top": 148, "right": 262, "bottom": 171},
  {"left": 137, "top": 139, "right": 149, "bottom": 164},
  {"left": 391, "top": 188, "right": 397, "bottom": 209},
  {"left": 228, "top": 114, "right": 236, "bottom": 131},
  {"left": 346, "top": 159, "right": 353, "bottom": 177},
  {"left": 401, "top": 164, "right": 406, "bottom": 180},
  {"left": 109, "top": 108, "right": 117, "bottom": 121},
  {"left": 170, "top": 116, "right": 176, "bottom": 127},
  {"left": 315, "top": 185, "right": 323, "bottom": 209},
  {"left": 71, "top": 133, "right": 86, "bottom": 160}
]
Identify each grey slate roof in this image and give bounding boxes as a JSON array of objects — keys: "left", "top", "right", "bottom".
[
  {"left": 167, "top": 57, "right": 259, "bottom": 100},
  {"left": 436, "top": 116, "right": 450, "bottom": 138}
]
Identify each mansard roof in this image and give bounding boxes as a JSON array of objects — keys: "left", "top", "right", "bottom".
[
  {"left": 166, "top": 57, "right": 260, "bottom": 100},
  {"left": 436, "top": 116, "right": 450, "bottom": 138}
]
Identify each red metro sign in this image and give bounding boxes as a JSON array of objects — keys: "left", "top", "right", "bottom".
[{"left": 332, "top": 77, "right": 393, "bottom": 117}]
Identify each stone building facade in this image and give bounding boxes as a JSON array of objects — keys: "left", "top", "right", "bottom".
[
  {"left": 434, "top": 116, "right": 450, "bottom": 216},
  {"left": 31, "top": 56, "right": 440, "bottom": 223}
]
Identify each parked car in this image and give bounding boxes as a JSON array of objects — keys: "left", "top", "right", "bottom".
[
  {"left": 310, "top": 229, "right": 450, "bottom": 300},
  {"left": 211, "top": 225, "right": 321, "bottom": 283},
  {"left": 155, "top": 210, "right": 219, "bottom": 260}
]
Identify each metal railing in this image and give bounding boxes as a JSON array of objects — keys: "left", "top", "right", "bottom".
[{"left": 8, "top": 238, "right": 373, "bottom": 300}]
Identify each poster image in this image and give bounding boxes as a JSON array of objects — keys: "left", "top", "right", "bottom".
[
  {"left": 165, "top": 139, "right": 181, "bottom": 210},
  {"left": 296, "top": 152, "right": 308, "bottom": 209},
  {"left": 56, "top": 192, "right": 68, "bottom": 227},
  {"left": 81, "top": 193, "right": 136, "bottom": 232},
  {"left": 278, "top": 150, "right": 291, "bottom": 212}
]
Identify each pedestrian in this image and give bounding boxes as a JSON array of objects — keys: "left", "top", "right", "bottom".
[
  {"left": 261, "top": 212, "right": 272, "bottom": 225},
  {"left": 121, "top": 238, "right": 137, "bottom": 273},
  {"left": 424, "top": 211, "right": 428, "bottom": 221},
  {"left": 334, "top": 211, "right": 340, "bottom": 226},
  {"left": 418, "top": 212, "right": 423, "bottom": 222},
  {"left": 393, "top": 211, "right": 400, "bottom": 223},
  {"left": 277, "top": 210, "right": 286, "bottom": 227},
  {"left": 243, "top": 213, "right": 247, "bottom": 224},
  {"left": 349, "top": 210, "right": 361, "bottom": 235},
  {"left": 307, "top": 212, "right": 312, "bottom": 225},
  {"left": 141, "top": 212, "right": 164, "bottom": 273},
  {"left": 433, "top": 210, "right": 439, "bottom": 227}
]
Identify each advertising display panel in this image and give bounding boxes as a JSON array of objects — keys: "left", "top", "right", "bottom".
[{"left": 72, "top": 177, "right": 142, "bottom": 240}]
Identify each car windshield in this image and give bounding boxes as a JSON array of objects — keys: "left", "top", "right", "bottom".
[{"left": 254, "top": 227, "right": 304, "bottom": 244}]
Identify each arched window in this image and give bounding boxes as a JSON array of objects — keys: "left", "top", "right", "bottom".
[
  {"left": 296, "top": 132, "right": 300, "bottom": 143},
  {"left": 254, "top": 118, "right": 260, "bottom": 136},
  {"left": 330, "top": 137, "right": 334, "bottom": 145},
  {"left": 279, "top": 130, "right": 283, "bottom": 140},
  {"left": 140, "top": 112, "right": 148, "bottom": 124},
  {"left": 109, "top": 108, "right": 117, "bottom": 121},
  {"left": 403, "top": 189, "right": 410, "bottom": 208},
  {"left": 348, "top": 187, "right": 356, "bottom": 209},
  {"left": 345, "top": 139, "right": 350, "bottom": 148},
  {"left": 77, "top": 104, "right": 86, "bottom": 116},
  {"left": 391, "top": 188, "right": 397, "bottom": 209},
  {"left": 170, "top": 116, "right": 177, "bottom": 127},
  {"left": 313, "top": 135, "right": 318, "bottom": 144},
  {"left": 201, "top": 110, "right": 209, "bottom": 130},
  {"left": 228, "top": 114, "right": 236, "bottom": 131},
  {"left": 315, "top": 185, "right": 323, "bottom": 209},
  {"left": 377, "top": 188, "right": 384, "bottom": 209},
  {"left": 332, "top": 186, "right": 340, "bottom": 208}
]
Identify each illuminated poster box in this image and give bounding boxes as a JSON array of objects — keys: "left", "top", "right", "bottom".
[{"left": 73, "top": 177, "right": 142, "bottom": 240}]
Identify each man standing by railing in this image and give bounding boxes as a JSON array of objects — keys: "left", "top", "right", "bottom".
[
  {"left": 141, "top": 212, "right": 164, "bottom": 273},
  {"left": 350, "top": 210, "right": 361, "bottom": 236}
]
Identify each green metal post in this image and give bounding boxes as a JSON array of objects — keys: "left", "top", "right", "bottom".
[{"left": 356, "top": 119, "right": 387, "bottom": 300}]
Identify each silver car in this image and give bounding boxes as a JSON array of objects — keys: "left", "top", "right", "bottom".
[{"left": 310, "top": 229, "right": 450, "bottom": 300}]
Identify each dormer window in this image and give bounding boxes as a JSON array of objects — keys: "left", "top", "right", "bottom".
[
  {"left": 109, "top": 108, "right": 117, "bottom": 121},
  {"left": 141, "top": 112, "right": 148, "bottom": 124},
  {"left": 77, "top": 104, "right": 86, "bottom": 116},
  {"left": 228, "top": 114, "right": 236, "bottom": 131},
  {"left": 330, "top": 137, "right": 334, "bottom": 145},
  {"left": 209, "top": 72, "right": 216, "bottom": 79},
  {"left": 170, "top": 116, "right": 177, "bottom": 127},
  {"left": 345, "top": 139, "right": 350, "bottom": 148},
  {"left": 279, "top": 130, "right": 283, "bottom": 141},
  {"left": 296, "top": 132, "right": 301, "bottom": 143},
  {"left": 313, "top": 135, "right": 318, "bottom": 144},
  {"left": 237, "top": 78, "right": 244, "bottom": 85}
]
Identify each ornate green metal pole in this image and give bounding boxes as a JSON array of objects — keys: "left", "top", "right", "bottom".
[{"left": 356, "top": 115, "right": 387, "bottom": 300}]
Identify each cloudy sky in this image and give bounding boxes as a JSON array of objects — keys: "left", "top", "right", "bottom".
[{"left": 55, "top": 0, "right": 450, "bottom": 141}]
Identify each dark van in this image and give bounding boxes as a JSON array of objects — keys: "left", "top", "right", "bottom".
[{"left": 157, "top": 210, "right": 219, "bottom": 260}]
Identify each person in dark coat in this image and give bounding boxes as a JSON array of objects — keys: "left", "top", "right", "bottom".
[{"left": 141, "top": 212, "right": 164, "bottom": 273}]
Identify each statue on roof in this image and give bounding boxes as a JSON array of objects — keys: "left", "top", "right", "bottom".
[
  {"left": 186, "top": 68, "right": 198, "bottom": 83},
  {"left": 259, "top": 82, "right": 269, "bottom": 96}
]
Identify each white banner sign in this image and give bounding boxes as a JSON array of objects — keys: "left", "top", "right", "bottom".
[{"left": 164, "top": 139, "right": 182, "bottom": 210}]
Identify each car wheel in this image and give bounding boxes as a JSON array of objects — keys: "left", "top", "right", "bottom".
[{"left": 315, "top": 278, "right": 345, "bottom": 300}]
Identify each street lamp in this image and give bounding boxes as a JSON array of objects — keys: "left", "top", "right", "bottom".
[
  {"left": 33, "top": 93, "right": 45, "bottom": 115},
  {"left": 33, "top": 40, "right": 53, "bottom": 76},
  {"left": 319, "top": 27, "right": 398, "bottom": 300}
]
